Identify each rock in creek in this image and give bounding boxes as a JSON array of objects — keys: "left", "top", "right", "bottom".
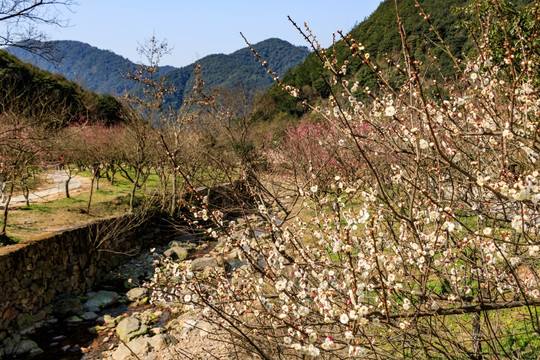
[
  {"left": 81, "top": 311, "right": 99, "bottom": 321},
  {"left": 163, "top": 246, "right": 189, "bottom": 261},
  {"left": 1, "top": 337, "right": 43, "bottom": 357},
  {"left": 111, "top": 334, "right": 177, "bottom": 360},
  {"left": 116, "top": 316, "right": 148, "bottom": 343},
  {"left": 190, "top": 257, "right": 218, "bottom": 272},
  {"left": 126, "top": 287, "right": 149, "bottom": 302},
  {"left": 53, "top": 294, "right": 83, "bottom": 317},
  {"left": 83, "top": 290, "right": 118, "bottom": 312}
]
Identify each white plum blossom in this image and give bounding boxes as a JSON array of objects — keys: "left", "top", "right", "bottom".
[
  {"left": 403, "top": 298, "right": 411, "bottom": 310},
  {"left": 143, "top": 28, "right": 540, "bottom": 360},
  {"left": 298, "top": 306, "right": 310, "bottom": 317},
  {"left": 275, "top": 280, "right": 287, "bottom": 292},
  {"left": 385, "top": 105, "right": 396, "bottom": 117}
]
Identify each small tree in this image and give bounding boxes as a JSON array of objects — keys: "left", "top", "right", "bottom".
[
  {"left": 117, "top": 110, "right": 155, "bottom": 211},
  {"left": 124, "top": 37, "right": 212, "bottom": 215},
  {"left": 0, "top": 112, "right": 47, "bottom": 239},
  {"left": 0, "top": 79, "right": 67, "bottom": 240},
  {"left": 76, "top": 123, "right": 121, "bottom": 214}
]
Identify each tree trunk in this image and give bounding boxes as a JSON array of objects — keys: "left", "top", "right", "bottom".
[
  {"left": 170, "top": 170, "right": 177, "bottom": 216},
  {"left": 0, "top": 184, "right": 14, "bottom": 237},
  {"left": 110, "top": 169, "right": 115, "bottom": 185},
  {"left": 158, "top": 170, "right": 167, "bottom": 209},
  {"left": 87, "top": 172, "right": 97, "bottom": 214},
  {"left": 23, "top": 185, "right": 29, "bottom": 207},
  {"left": 65, "top": 178, "right": 71, "bottom": 198},
  {"left": 64, "top": 167, "right": 73, "bottom": 198},
  {"left": 129, "top": 168, "right": 141, "bottom": 211},
  {"left": 472, "top": 313, "right": 482, "bottom": 360}
]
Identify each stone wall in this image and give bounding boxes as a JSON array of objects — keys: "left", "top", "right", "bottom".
[{"left": 0, "top": 215, "right": 157, "bottom": 336}]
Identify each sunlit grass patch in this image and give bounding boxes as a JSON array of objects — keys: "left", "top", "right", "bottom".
[{"left": 1, "top": 167, "right": 163, "bottom": 242}]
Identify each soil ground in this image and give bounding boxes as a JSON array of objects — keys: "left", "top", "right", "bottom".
[{"left": 1, "top": 170, "right": 134, "bottom": 242}]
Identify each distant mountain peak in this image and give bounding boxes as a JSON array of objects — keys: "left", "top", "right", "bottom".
[{"left": 8, "top": 38, "right": 310, "bottom": 109}]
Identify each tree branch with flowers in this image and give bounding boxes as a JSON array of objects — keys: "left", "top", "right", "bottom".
[{"left": 142, "top": 1, "right": 540, "bottom": 358}]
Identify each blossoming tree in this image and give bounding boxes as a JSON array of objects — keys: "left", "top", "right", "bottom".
[{"left": 148, "top": 1, "right": 540, "bottom": 358}]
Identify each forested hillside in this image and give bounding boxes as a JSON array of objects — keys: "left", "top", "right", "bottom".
[
  {"left": 162, "top": 38, "right": 310, "bottom": 109},
  {"left": 0, "top": 50, "right": 124, "bottom": 125},
  {"left": 8, "top": 38, "right": 310, "bottom": 110},
  {"left": 8, "top": 40, "right": 174, "bottom": 95},
  {"left": 255, "top": 0, "right": 533, "bottom": 120}
]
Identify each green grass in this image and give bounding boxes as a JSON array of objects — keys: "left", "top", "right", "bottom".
[
  {"left": 17, "top": 204, "right": 51, "bottom": 212},
  {"left": 0, "top": 166, "right": 165, "bottom": 243},
  {"left": 56, "top": 197, "right": 85, "bottom": 204}
]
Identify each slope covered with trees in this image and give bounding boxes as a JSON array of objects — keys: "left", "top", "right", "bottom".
[
  {"left": 0, "top": 49, "right": 124, "bottom": 125},
  {"left": 8, "top": 38, "right": 310, "bottom": 110},
  {"left": 162, "top": 38, "right": 310, "bottom": 109},
  {"left": 7, "top": 40, "right": 174, "bottom": 96},
  {"left": 255, "top": 0, "right": 533, "bottom": 120}
]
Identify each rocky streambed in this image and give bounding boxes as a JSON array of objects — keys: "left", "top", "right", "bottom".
[{"left": 1, "top": 214, "right": 268, "bottom": 360}]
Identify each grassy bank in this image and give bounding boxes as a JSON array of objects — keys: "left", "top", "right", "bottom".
[{"left": 2, "top": 170, "right": 161, "bottom": 243}]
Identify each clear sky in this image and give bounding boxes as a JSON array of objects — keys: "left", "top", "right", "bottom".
[{"left": 42, "top": 0, "right": 383, "bottom": 67}]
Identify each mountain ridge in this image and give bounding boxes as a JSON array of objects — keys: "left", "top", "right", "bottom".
[
  {"left": 0, "top": 49, "right": 125, "bottom": 125},
  {"left": 8, "top": 40, "right": 174, "bottom": 95},
  {"left": 255, "top": 0, "right": 534, "bottom": 120},
  {"left": 8, "top": 38, "right": 310, "bottom": 109}
]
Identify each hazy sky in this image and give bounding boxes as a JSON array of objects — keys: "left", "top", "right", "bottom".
[{"left": 42, "top": 0, "right": 383, "bottom": 67}]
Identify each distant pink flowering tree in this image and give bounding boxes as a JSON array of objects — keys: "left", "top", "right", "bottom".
[
  {"left": 0, "top": 113, "right": 48, "bottom": 239},
  {"left": 266, "top": 118, "right": 368, "bottom": 190}
]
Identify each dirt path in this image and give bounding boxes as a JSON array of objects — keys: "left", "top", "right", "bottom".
[{"left": 1, "top": 171, "right": 91, "bottom": 209}]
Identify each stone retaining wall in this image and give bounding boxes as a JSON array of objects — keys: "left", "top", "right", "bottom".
[{"left": 0, "top": 215, "right": 158, "bottom": 336}]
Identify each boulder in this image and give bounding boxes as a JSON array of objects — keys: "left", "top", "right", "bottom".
[
  {"left": 181, "top": 319, "right": 198, "bottom": 335},
  {"left": 126, "top": 336, "right": 151, "bottom": 355},
  {"left": 169, "top": 233, "right": 198, "bottom": 245},
  {"left": 67, "top": 316, "right": 83, "bottom": 323},
  {"left": 163, "top": 247, "right": 188, "bottom": 261},
  {"left": 112, "top": 336, "right": 154, "bottom": 360},
  {"left": 215, "top": 254, "right": 225, "bottom": 266},
  {"left": 83, "top": 290, "right": 118, "bottom": 312},
  {"left": 16, "top": 313, "right": 35, "bottom": 334},
  {"left": 29, "top": 347, "right": 44, "bottom": 356},
  {"left": 191, "top": 257, "right": 218, "bottom": 272},
  {"left": 137, "top": 310, "right": 159, "bottom": 325},
  {"left": 150, "top": 327, "right": 165, "bottom": 335},
  {"left": 81, "top": 312, "right": 98, "bottom": 321},
  {"left": 111, "top": 343, "right": 131, "bottom": 360},
  {"left": 197, "top": 320, "right": 214, "bottom": 338},
  {"left": 167, "top": 240, "right": 182, "bottom": 248},
  {"left": 103, "top": 314, "right": 117, "bottom": 325},
  {"left": 126, "top": 287, "right": 149, "bottom": 302},
  {"left": 1, "top": 337, "right": 17, "bottom": 355},
  {"left": 53, "top": 295, "right": 83, "bottom": 317},
  {"left": 14, "top": 339, "right": 41, "bottom": 356},
  {"left": 116, "top": 316, "right": 148, "bottom": 342},
  {"left": 149, "top": 333, "right": 178, "bottom": 350}
]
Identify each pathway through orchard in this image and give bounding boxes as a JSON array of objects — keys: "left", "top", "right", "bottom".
[{"left": 1, "top": 171, "right": 82, "bottom": 209}]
